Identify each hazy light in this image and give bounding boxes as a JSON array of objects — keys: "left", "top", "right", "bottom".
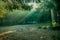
[
  {"left": 28, "top": 2, "right": 39, "bottom": 9},
  {"left": 40, "top": 0, "right": 44, "bottom": 2},
  {"left": 32, "top": 2, "right": 39, "bottom": 9},
  {"left": 28, "top": 2, "right": 33, "bottom": 6}
]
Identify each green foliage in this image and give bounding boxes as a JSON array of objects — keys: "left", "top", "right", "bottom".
[
  {"left": 0, "top": 1, "right": 7, "bottom": 18},
  {"left": 0, "top": 0, "right": 58, "bottom": 26}
]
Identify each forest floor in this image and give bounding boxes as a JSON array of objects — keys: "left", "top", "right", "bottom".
[{"left": 0, "top": 25, "right": 60, "bottom": 40}]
